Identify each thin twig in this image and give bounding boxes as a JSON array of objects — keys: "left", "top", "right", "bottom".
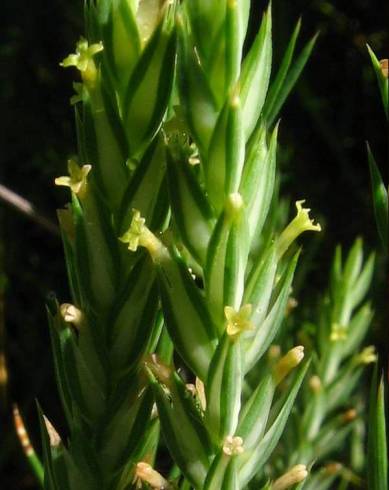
[{"left": 0, "top": 183, "right": 59, "bottom": 237}]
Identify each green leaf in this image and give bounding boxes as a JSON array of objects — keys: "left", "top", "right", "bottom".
[
  {"left": 222, "top": 458, "right": 240, "bottom": 490},
  {"left": 109, "top": 256, "right": 159, "bottom": 371},
  {"left": 368, "top": 366, "right": 388, "bottom": 490},
  {"left": 156, "top": 247, "right": 217, "bottom": 380},
  {"left": 99, "top": 385, "right": 154, "bottom": 474},
  {"left": 103, "top": 0, "right": 140, "bottom": 88},
  {"left": 47, "top": 309, "right": 73, "bottom": 425},
  {"left": 205, "top": 194, "right": 249, "bottom": 328},
  {"left": 117, "top": 137, "right": 168, "bottom": 235},
  {"left": 244, "top": 251, "right": 300, "bottom": 372},
  {"left": 240, "top": 122, "right": 278, "bottom": 242},
  {"left": 205, "top": 334, "right": 242, "bottom": 442},
  {"left": 342, "top": 237, "right": 363, "bottom": 291},
  {"left": 265, "top": 32, "right": 319, "bottom": 127},
  {"left": 349, "top": 252, "right": 375, "bottom": 310},
  {"left": 341, "top": 303, "right": 373, "bottom": 359},
  {"left": 367, "top": 143, "right": 388, "bottom": 248},
  {"left": 176, "top": 17, "right": 219, "bottom": 154},
  {"left": 225, "top": 0, "right": 243, "bottom": 90},
  {"left": 239, "top": 360, "right": 310, "bottom": 486},
  {"left": 185, "top": 0, "right": 226, "bottom": 66},
  {"left": 243, "top": 245, "right": 278, "bottom": 329},
  {"left": 150, "top": 372, "right": 212, "bottom": 488},
  {"left": 240, "top": 6, "right": 272, "bottom": 140},
  {"left": 124, "top": 19, "right": 176, "bottom": 155},
  {"left": 236, "top": 374, "right": 275, "bottom": 451},
  {"left": 166, "top": 148, "right": 215, "bottom": 265},
  {"left": 89, "top": 86, "right": 129, "bottom": 209},
  {"left": 81, "top": 191, "right": 119, "bottom": 310},
  {"left": 367, "top": 44, "right": 389, "bottom": 119},
  {"left": 206, "top": 94, "right": 245, "bottom": 212},
  {"left": 262, "top": 18, "right": 301, "bottom": 123}
]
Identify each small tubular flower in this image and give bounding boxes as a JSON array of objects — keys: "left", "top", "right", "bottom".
[
  {"left": 224, "top": 304, "right": 254, "bottom": 338},
  {"left": 273, "top": 346, "right": 304, "bottom": 384},
  {"left": 277, "top": 200, "right": 321, "bottom": 258},
  {"left": 119, "top": 209, "right": 162, "bottom": 257},
  {"left": 55, "top": 159, "right": 91, "bottom": 199},
  {"left": 330, "top": 322, "right": 348, "bottom": 341},
  {"left": 60, "top": 37, "right": 103, "bottom": 85},
  {"left": 222, "top": 435, "right": 244, "bottom": 456},
  {"left": 272, "top": 464, "right": 308, "bottom": 490},
  {"left": 355, "top": 345, "right": 377, "bottom": 365}
]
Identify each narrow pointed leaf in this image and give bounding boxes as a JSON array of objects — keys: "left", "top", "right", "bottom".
[
  {"left": 124, "top": 19, "right": 176, "bottom": 155},
  {"left": 151, "top": 373, "right": 212, "bottom": 488},
  {"left": 167, "top": 148, "right": 215, "bottom": 265},
  {"left": 262, "top": 18, "right": 301, "bottom": 122},
  {"left": 240, "top": 7, "right": 272, "bottom": 140},
  {"left": 368, "top": 367, "right": 388, "bottom": 490},
  {"left": 239, "top": 361, "right": 310, "bottom": 486},
  {"left": 245, "top": 251, "right": 300, "bottom": 372},
  {"left": 265, "top": 32, "right": 319, "bottom": 126},
  {"left": 156, "top": 247, "right": 217, "bottom": 380},
  {"left": 205, "top": 334, "right": 242, "bottom": 442},
  {"left": 367, "top": 143, "right": 388, "bottom": 248},
  {"left": 367, "top": 44, "right": 389, "bottom": 119}
]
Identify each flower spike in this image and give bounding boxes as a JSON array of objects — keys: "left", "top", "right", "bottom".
[
  {"left": 224, "top": 304, "right": 254, "bottom": 338},
  {"left": 277, "top": 200, "right": 321, "bottom": 258},
  {"left": 55, "top": 159, "right": 91, "bottom": 199}
]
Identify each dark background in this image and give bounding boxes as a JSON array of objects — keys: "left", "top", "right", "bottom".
[{"left": 1, "top": 0, "right": 387, "bottom": 488}]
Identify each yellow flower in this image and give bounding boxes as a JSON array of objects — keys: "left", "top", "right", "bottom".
[
  {"left": 355, "top": 346, "right": 377, "bottom": 365},
  {"left": 60, "top": 38, "right": 103, "bottom": 85},
  {"left": 222, "top": 435, "right": 244, "bottom": 456},
  {"left": 119, "top": 209, "right": 146, "bottom": 252},
  {"left": 277, "top": 200, "right": 321, "bottom": 258},
  {"left": 55, "top": 159, "right": 91, "bottom": 199},
  {"left": 119, "top": 209, "right": 162, "bottom": 257},
  {"left": 330, "top": 322, "right": 347, "bottom": 341},
  {"left": 224, "top": 304, "right": 254, "bottom": 338}
]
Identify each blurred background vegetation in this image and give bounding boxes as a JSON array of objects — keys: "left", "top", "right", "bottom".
[{"left": 1, "top": 0, "right": 387, "bottom": 488}]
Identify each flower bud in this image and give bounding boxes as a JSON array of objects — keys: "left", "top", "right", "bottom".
[
  {"left": 134, "top": 461, "right": 168, "bottom": 489},
  {"left": 43, "top": 416, "right": 62, "bottom": 448},
  {"left": 272, "top": 464, "right": 308, "bottom": 490},
  {"left": 273, "top": 346, "right": 304, "bottom": 384},
  {"left": 60, "top": 303, "right": 84, "bottom": 329}
]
